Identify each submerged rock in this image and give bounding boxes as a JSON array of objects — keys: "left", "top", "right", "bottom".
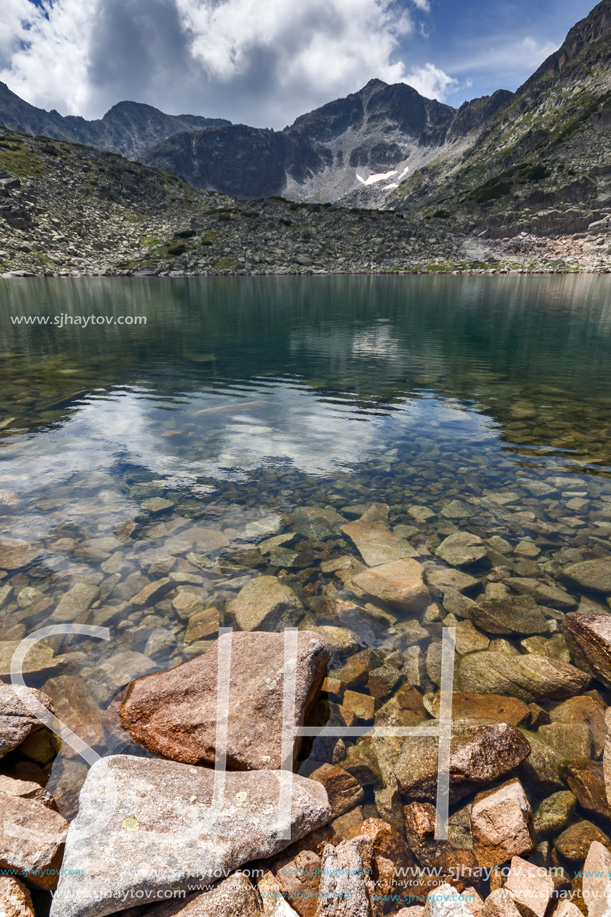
[
  {"left": 50, "top": 582, "right": 100, "bottom": 622},
  {"left": 227, "top": 575, "right": 304, "bottom": 631},
  {"left": 349, "top": 559, "right": 430, "bottom": 612},
  {"left": 0, "top": 540, "right": 41, "bottom": 571},
  {"left": 395, "top": 722, "right": 531, "bottom": 804},
  {"left": 563, "top": 612, "right": 611, "bottom": 688},
  {"left": 470, "top": 597, "right": 548, "bottom": 636},
  {"left": 0, "top": 684, "right": 55, "bottom": 758},
  {"left": 562, "top": 559, "right": 611, "bottom": 595},
  {"left": 120, "top": 630, "right": 329, "bottom": 770},
  {"left": 435, "top": 533, "right": 487, "bottom": 568},
  {"left": 293, "top": 506, "right": 345, "bottom": 541},
  {"left": 554, "top": 821, "right": 611, "bottom": 862},
  {"left": 50, "top": 755, "right": 331, "bottom": 917},
  {"left": 532, "top": 791, "right": 576, "bottom": 837},
  {"left": 458, "top": 652, "right": 590, "bottom": 703},
  {"left": 341, "top": 519, "right": 417, "bottom": 566}
]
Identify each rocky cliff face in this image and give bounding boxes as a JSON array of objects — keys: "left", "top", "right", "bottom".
[
  {"left": 0, "top": 84, "right": 230, "bottom": 160},
  {"left": 389, "top": 0, "right": 611, "bottom": 237}
]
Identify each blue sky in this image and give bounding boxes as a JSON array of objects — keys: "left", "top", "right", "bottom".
[
  {"left": 398, "top": 0, "right": 595, "bottom": 101},
  {"left": 0, "top": 0, "right": 599, "bottom": 127}
]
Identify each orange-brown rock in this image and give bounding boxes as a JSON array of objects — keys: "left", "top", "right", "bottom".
[
  {"left": 550, "top": 696, "right": 606, "bottom": 758},
  {"left": 303, "top": 763, "right": 364, "bottom": 819},
  {"left": 274, "top": 849, "right": 321, "bottom": 917},
  {"left": 347, "top": 817, "right": 413, "bottom": 872},
  {"left": 554, "top": 821, "right": 611, "bottom": 862},
  {"left": 0, "top": 877, "right": 34, "bottom": 917},
  {"left": 119, "top": 630, "right": 329, "bottom": 769},
  {"left": 564, "top": 761, "right": 610, "bottom": 818},
  {"left": 43, "top": 675, "right": 105, "bottom": 754},
  {"left": 404, "top": 802, "right": 451, "bottom": 866}
]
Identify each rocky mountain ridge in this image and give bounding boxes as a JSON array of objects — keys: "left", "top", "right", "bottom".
[
  {"left": 141, "top": 79, "right": 514, "bottom": 205},
  {"left": 389, "top": 0, "right": 611, "bottom": 238},
  {"left": 0, "top": 83, "right": 230, "bottom": 160}
]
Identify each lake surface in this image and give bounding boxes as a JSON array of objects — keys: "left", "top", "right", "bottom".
[{"left": 1, "top": 275, "right": 611, "bottom": 829}]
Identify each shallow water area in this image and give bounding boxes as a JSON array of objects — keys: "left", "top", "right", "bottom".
[{"left": 1, "top": 274, "right": 611, "bottom": 864}]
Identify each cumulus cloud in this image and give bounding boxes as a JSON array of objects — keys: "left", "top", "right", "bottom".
[
  {"left": 405, "top": 62, "right": 458, "bottom": 101},
  {"left": 0, "top": 0, "right": 449, "bottom": 126},
  {"left": 0, "top": 0, "right": 98, "bottom": 115}
]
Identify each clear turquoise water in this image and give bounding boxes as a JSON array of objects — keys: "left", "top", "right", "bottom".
[{"left": 0, "top": 274, "right": 610, "bottom": 823}]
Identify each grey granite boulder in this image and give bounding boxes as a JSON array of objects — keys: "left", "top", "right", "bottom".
[
  {"left": 0, "top": 685, "right": 55, "bottom": 758},
  {"left": 139, "top": 873, "right": 265, "bottom": 915},
  {"left": 50, "top": 755, "right": 331, "bottom": 917}
]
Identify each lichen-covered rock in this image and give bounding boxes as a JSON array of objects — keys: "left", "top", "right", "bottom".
[{"left": 50, "top": 755, "right": 331, "bottom": 917}]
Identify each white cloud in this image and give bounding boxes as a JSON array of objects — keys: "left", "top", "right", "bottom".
[
  {"left": 174, "top": 0, "right": 416, "bottom": 123},
  {"left": 405, "top": 62, "right": 458, "bottom": 101},
  {"left": 0, "top": 0, "right": 98, "bottom": 115},
  {"left": 449, "top": 34, "right": 558, "bottom": 78},
  {"left": 0, "top": 0, "right": 436, "bottom": 126}
]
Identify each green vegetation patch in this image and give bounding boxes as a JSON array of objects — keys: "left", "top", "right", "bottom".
[
  {"left": 166, "top": 242, "right": 187, "bottom": 256},
  {"left": 0, "top": 146, "right": 45, "bottom": 177}
]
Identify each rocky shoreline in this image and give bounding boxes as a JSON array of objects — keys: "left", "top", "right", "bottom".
[
  {"left": 0, "top": 126, "right": 610, "bottom": 279},
  {"left": 2, "top": 493, "right": 611, "bottom": 916}
]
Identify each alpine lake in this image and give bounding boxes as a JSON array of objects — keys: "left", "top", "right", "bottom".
[{"left": 2, "top": 274, "right": 611, "bottom": 900}]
